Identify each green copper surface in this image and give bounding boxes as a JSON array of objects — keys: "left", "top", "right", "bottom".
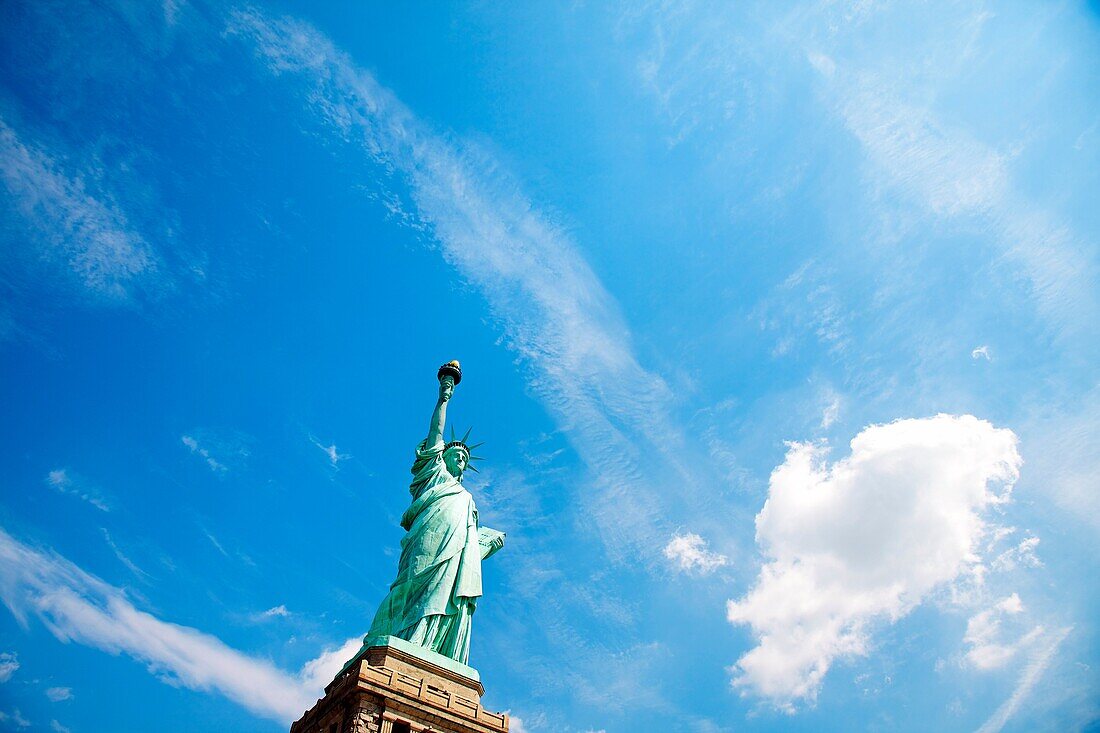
[
  {"left": 365, "top": 363, "right": 505, "bottom": 665},
  {"left": 361, "top": 635, "right": 480, "bottom": 681}
]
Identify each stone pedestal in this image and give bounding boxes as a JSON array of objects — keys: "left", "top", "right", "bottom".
[{"left": 290, "top": 636, "right": 509, "bottom": 733}]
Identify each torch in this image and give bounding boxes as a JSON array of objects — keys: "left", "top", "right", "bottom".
[{"left": 437, "top": 359, "right": 462, "bottom": 386}]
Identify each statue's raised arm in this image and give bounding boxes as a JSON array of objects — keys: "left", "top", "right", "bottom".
[{"left": 426, "top": 360, "right": 461, "bottom": 447}]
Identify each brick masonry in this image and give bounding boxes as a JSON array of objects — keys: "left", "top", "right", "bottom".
[{"left": 290, "top": 642, "right": 509, "bottom": 733}]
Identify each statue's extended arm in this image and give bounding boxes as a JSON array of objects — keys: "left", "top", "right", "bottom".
[
  {"left": 478, "top": 527, "right": 505, "bottom": 560},
  {"left": 426, "top": 375, "right": 454, "bottom": 447}
]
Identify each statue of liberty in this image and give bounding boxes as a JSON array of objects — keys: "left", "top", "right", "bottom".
[{"left": 365, "top": 361, "right": 505, "bottom": 665}]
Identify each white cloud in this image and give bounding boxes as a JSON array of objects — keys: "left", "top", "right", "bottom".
[
  {"left": 227, "top": 9, "right": 691, "bottom": 560},
  {"left": 0, "top": 652, "right": 18, "bottom": 682},
  {"left": 830, "top": 71, "right": 1097, "bottom": 343},
  {"left": 50, "top": 721, "right": 71, "bottom": 733},
  {"left": 252, "top": 604, "right": 291, "bottom": 622},
  {"left": 0, "top": 709, "right": 30, "bottom": 728},
  {"left": 727, "top": 414, "right": 1021, "bottom": 708},
  {"left": 664, "top": 532, "right": 728, "bottom": 575},
  {"left": 46, "top": 469, "right": 110, "bottom": 512},
  {"left": 820, "top": 390, "right": 841, "bottom": 429},
  {"left": 45, "top": 687, "right": 72, "bottom": 702},
  {"left": 100, "top": 528, "right": 150, "bottom": 582},
  {"left": 297, "top": 636, "right": 363, "bottom": 695},
  {"left": 181, "top": 435, "right": 228, "bottom": 473},
  {"left": 310, "top": 436, "right": 349, "bottom": 467},
  {"left": 806, "top": 52, "right": 836, "bottom": 78},
  {"left": 992, "top": 536, "right": 1041, "bottom": 572},
  {"left": 162, "top": 0, "right": 182, "bottom": 26},
  {"left": 0, "top": 525, "right": 361, "bottom": 723},
  {"left": 0, "top": 116, "right": 160, "bottom": 302},
  {"left": 503, "top": 711, "right": 556, "bottom": 733},
  {"left": 202, "top": 527, "right": 229, "bottom": 557},
  {"left": 964, "top": 594, "right": 1042, "bottom": 671},
  {"left": 976, "top": 626, "right": 1072, "bottom": 733},
  {"left": 763, "top": 262, "right": 853, "bottom": 361},
  {"left": 971, "top": 345, "right": 991, "bottom": 361}
]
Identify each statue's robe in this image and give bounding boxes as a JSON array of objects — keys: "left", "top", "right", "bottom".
[{"left": 367, "top": 438, "right": 482, "bottom": 664}]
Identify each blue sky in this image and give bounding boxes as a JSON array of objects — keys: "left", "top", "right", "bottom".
[{"left": 0, "top": 1, "right": 1098, "bottom": 731}]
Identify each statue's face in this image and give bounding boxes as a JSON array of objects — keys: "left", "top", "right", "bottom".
[{"left": 443, "top": 447, "right": 468, "bottom": 478}]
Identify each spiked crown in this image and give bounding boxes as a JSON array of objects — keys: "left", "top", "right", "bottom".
[{"left": 444, "top": 426, "right": 485, "bottom": 472}]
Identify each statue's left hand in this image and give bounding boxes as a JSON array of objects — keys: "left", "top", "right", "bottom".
[{"left": 478, "top": 527, "right": 505, "bottom": 559}]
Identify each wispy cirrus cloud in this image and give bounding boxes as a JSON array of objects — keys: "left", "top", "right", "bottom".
[
  {"left": 0, "top": 525, "right": 358, "bottom": 723},
  {"left": 976, "top": 625, "right": 1073, "bottom": 733},
  {"left": 46, "top": 469, "right": 110, "bottom": 513},
  {"left": 181, "top": 430, "right": 252, "bottom": 475},
  {"left": 0, "top": 709, "right": 30, "bottom": 728},
  {"left": 309, "top": 435, "right": 349, "bottom": 468},
  {"left": 629, "top": 3, "right": 1098, "bottom": 348},
  {"left": 226, "top": 8, "right": 693, "bottom": 560},
  {"left": 216, "top": 33, "right": 738, "bottom": 725},
  {"left": 200, "top": 526, "right": 230, "bottom": 557},
  {"left": 181, "top": 435, "right": 228, "bottom": 473},
  {"left": 0, "top": 116, "right": 162, "bottom": 304},
  {"left": 100, "top": 528, "right": 150, "bottom": 583},
  {"left": 824, "top": 67, "right": 1098, "bottom": 344}
]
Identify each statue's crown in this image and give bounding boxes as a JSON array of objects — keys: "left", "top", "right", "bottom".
[{"left": 445, "top": 426, "right": 484, "bottom": 472}]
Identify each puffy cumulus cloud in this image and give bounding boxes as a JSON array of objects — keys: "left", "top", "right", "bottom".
[
  {"left": 45, "top": 687, "right": 73, "bottom": 702},
  {"left": 727, "top": 414, "right": 1021, "bottom": 708},
  {"left": 664, "top": 532, "right": 728, "bottom": 575}
]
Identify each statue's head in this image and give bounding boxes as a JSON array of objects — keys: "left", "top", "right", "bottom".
[
  {"left": 442, "top": 428, "right": 483, "bottom": 480},
  {"left": 443, "top": 443, "right": 469, "bottom": 478}
]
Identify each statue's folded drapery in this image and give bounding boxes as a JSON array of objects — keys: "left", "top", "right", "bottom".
[{"left": 366, "top": 438, "right": 483, "bottom": 664}]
